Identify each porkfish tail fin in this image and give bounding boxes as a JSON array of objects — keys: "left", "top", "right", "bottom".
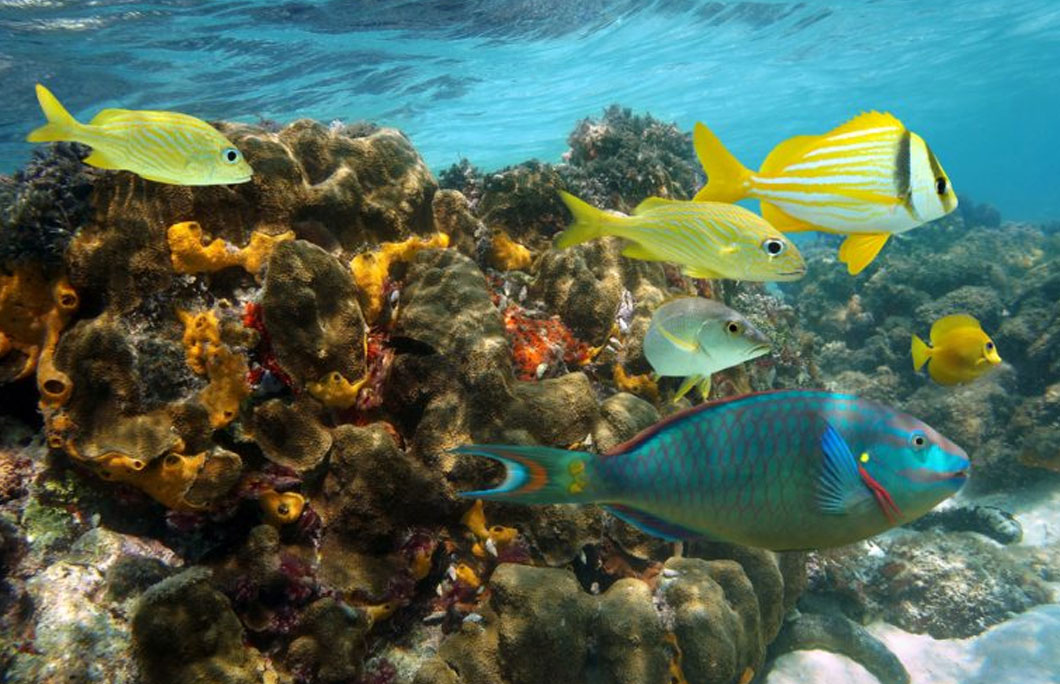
[
  {"left": 554, "top": 191, "right": 623, "bottom": 248},
  {"left": 453, "top": 444, "right": 601, "bottom": 505},
  {"left": 692, "top": 121, "right": 753, "bottom": 203},
  {"left": 911, "top": 334, "right": 932, "bottom": 371},
  {"left": 26, "top": 84, "right": 82, "bottom": 142}
]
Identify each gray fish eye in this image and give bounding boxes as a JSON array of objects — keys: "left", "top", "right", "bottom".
[
  {"left": 762, "top": 238, "right": 785, "bottom": 256},
  {"left": 726, "top": 321, "right": 741, "bottom": 334},
  {"left": 222, "top": 147, "right": 241, "bottom": 164}
]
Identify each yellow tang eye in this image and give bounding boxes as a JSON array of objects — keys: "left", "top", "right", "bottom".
[{"left": 221, "top": 147, "right": 241, "bottom": 164}]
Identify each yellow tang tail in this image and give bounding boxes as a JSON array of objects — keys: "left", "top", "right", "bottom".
[
  {"left": 911, "top": 334, "right": 932, "bottom": 371},
  {"left": 26, "top": 84, "right": 83, "bottom": 143},
  {"left": 555, "top": 191, "right": 624, "bottom": 248},
  {"left": 692, "top": 121, "right": 753, "bottom": 203}
]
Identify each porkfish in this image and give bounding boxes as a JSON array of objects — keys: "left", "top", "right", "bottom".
[
  {"left": 26, "top": 84, "right": 253, "bottom": 186},
  {"left": 455, "top": 390, "right": 968, "bottom": 551},
  {"left": 693, "top": 112, "right": 958, "bottom": 275},
  {"left": 555, "top": 191, "right": 806, "bottom": 282},
  {"left": 912, "top": 314, "right": 1001, "bottom": 386},
  {"left": 644, "top": 297, "right": 770, "bottom": 402}
]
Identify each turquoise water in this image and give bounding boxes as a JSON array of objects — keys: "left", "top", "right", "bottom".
[{"left": 2, "top": 1, "right": 1058, "bottom": 220}]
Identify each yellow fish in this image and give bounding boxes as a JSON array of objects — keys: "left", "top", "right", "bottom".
[
  {"left": 912, "top": 314, "right": 1001, "bottom": 386},
  {"left": 692, "top": 112, "right": 958, "bottom": 275},
  {"left": 26, "top": 84, "right": 253, "bottom": 186},
  {"left": 555, "top": 191, "right": 806, "bottom": 282}
]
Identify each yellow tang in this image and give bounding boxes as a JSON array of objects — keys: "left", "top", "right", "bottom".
[
  {"left": 26, "top": 84, "right": 253, "bottom": 186},
  {"left": 912, "top": 314, "right": 1001, "bottom": 386},
  {"left": 692, "top": 112, "right": 958, "bottom": 275},
  {"left": 555, "top": 191, "right": 806, "bottom": 282}
]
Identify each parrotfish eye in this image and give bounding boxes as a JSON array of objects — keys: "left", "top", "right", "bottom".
[
  {"left": 762, "top": 238, "right": 786, "bottom": 256},
  {"left": 935, "top": 177, "right": 947, "bottom": 194},
  {"left": 726, "top": 320, "right": 742, "bottom": 335},
  {"left": 221, "top": 147, "right": 241, "bottom": 164},
  {"left": 909, "top": 431, "right": 927, "bottom": 449}
]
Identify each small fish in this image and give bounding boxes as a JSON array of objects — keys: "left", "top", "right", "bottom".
[
  {"left": 692, "top": 112, "right": 957, "bottom": 275},
  {"left": 555, "top": 191, "right": 806, "bottom": 282},
  {"left": 912, "top": 314, "right": 1001, "bottom": 386},
  {"left": 455, "top": 390, "right": 968, "bottom": 551},
  {"left": 644, "top": 297, "right": 770, "bottom": 402},
  {"left": 26, "top": 84, "right": 253, "bottom": 186}
]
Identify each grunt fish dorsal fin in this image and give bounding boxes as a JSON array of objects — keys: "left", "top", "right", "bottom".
[
  {"left": 816, "top": 423, "right": 869, "bottom": 515},
  {"left": 604, "top": 504, "right": 704, "bottom": 541},
  {"left": 758, "top": 134, "right": 819, "bottom": 177},
  {"left": 89, "top": 108, "right": 134, "bottom": 125},
  {"left": 760, "top": 201, "right": 821, "bottom": 233},
  {"left": 929, "top": 314, "right": 981, "bottom": 345},
  {"left": 822, "top": 111, "right": 904, "bottom": 140},
  {"left": 632, "top": 196, "right": 679, "bottom": 215}
]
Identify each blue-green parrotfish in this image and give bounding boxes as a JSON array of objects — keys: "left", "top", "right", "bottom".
[{"left": 455, "top": 390, "right": 969, "bottom": 550}]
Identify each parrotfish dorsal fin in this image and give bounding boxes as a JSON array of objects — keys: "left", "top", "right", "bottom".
[
  {"left": 929, "top": 314, "right": 981, "bottom": 345},
  {"left": 89, "top": 108, "right": 134, "bottom": 125},
  {"left": 823, "top": 111, "right": 904, "bottom": 140},
  {"left": 759, "top": 134, "right": 819, "bottom": 176},
  {"left": 604, "top": 504, "right": 704, "bottom": 541},
  {"left": 816, "top": 422, "right": 868, "bottom": 514},
  {"left": 632, "top": 196, "right": 679, "bottom": 215}
]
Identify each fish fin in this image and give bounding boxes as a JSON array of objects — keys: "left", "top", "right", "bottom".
[
  {"left": 656, "top": 322, "right": 700, "bottom": 353},
  {"left": 555, "top": 191, "right": 621, "bottom": 249},
  {"left": 26, "top": 83, "right": 81, "bottom": 142},
  {"left": 453, "top": 444, "right": 599, "bottom": 504},
  {"left": 816, "top": 422, "right": 868, "bottom": 515},
  {"left": 929, "top": 314, "right": 981, "bottom": 345},
  {"left": 673, "top": 375, "right": 702, "bottom": 404},
  {"left": 837, "top": 233, "right": 890, "bottom": 275},
  {"left": 681, "top": 265, "right": 725, "bottom": 280},
  {"left": 604, "top": 504, "right": 701, "bottom": 541},
  {"left": 824, "top": 111, "right": 904, "bottom": 140},
  {"left": 857, "top": 463, "right": 902, "bottom": 524},
  {"left": 758, "top": 134, "right": 820, "bottom": 176},
  {"left": 760, "top": 201, "right": 820, "bottom": 233},
  {"left": 88, "top": 108, "right": 133, "bottom": 125},
  {"left": 83, "top": 149, "right": 122, "bottom": 170},
  {"left": 632, "top": 196, "right": 679, "bottom": 215},
  {"left": 697, "top": 375, "right": 712, "bottom": 399},
  {"left": 911, "top": 334, "right": 932, "bottom": 371},
  {"left": 621, "top": 242, "right": 665, "bottom": 261},
  {"left": 692, "top": 121, "right": 752, "bottom": 203}
]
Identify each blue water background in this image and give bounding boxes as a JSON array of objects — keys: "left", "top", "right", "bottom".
[{"left": 1, "top": 0, "right": 1057, "bottom": 221}]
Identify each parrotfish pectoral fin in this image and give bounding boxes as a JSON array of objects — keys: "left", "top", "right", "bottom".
[
  {"left": 760, "top": 201, "right": 820, "bottom": 233},
  {"left": 692, "top": 121, "right": 753, "bottom": 203},
  {"left": 604, "top": 504, "right": 703, "bottom": 541},
  {"left": 910, "top": 334, "right": 932, "bottom": 371},
  {"left": 673, "top": 375, "right": 702, "bottom": 404},
  {"left": 26, "top": 83, "right": 80, "bottom": 143},
  {"left": 453, "top": 444, "right": 598, "bottom": 505},
  {"left": 816, "top": 423, "right": 869, "bottom": 515},
  {"left": 837, "top": 233, "right": 890, "bottom": 275},
  {"left": 621, "top": 243, "right": 666, "bottom": 261}
]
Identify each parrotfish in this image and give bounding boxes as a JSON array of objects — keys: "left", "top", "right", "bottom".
[
  {"left": 26, "top": 84, "right": 253, "bottom": 186},
  {"left": 455, "top": 390, "right": 968, "bottom": 550},
  {"left": 555, "top": 191, "right": 806, "bottom": 282},
  {"left": 644, "top": 297, "right": 770, "bottom": 402},
  {"left": 692, "top": 112, "right": 958, "bottom": 275},
  {"left": 912, "top": 314, "right": 1001, "bottom": 386}
]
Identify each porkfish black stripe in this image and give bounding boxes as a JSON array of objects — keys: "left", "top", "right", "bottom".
[{"left": 894, "top": 129, "right": 916, "bottom": 219}]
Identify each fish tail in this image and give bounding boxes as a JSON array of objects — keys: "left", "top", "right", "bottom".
[
  {"left": 453, "top": 444, "right": 601, "bottom": 504},
  {"left": 554, "top": 191, "right": 623, "bottom": 248},
  {"left": 911, "top": 334, "right": 932, "bottom": 371},
  {"left": 692, "top": 121, "right": 753, "bottom": 203},
  {"left": 26, "top": 84, "right": 83, "bottom": 143}
]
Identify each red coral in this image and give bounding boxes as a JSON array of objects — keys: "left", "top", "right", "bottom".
[
  {"left": 502, "top": 304, "right": 593, "bottom": 380},
  {"left": 242, "top": 301, "right": 294, "bottom": 389}
]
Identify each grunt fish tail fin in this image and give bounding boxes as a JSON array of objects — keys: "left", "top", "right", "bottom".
[
  {"left": 26, "top": 84, "right": 83, "bottom": 143},
  {"left": 453, "top": 444, "right": 601, "bottom": 504},
  {"left": 692, "top": 121, "right": 753, "bottom": 203},
  {"left": 911, "top": 334, "right": 932, "bottom": 371},
  {"left": 555, "top": 191, "right": 623, "bottom": 248}
]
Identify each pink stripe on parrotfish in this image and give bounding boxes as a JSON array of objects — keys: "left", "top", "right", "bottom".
[{"left": 454, "top": 389, "right": 968, "bottom": 551}]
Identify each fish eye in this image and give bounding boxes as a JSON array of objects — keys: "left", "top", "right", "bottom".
[
  {"left": 909, "top": 431, "right": 927, "bottom": 449},
  {"left": 762, "top": 238, "right": 786, "bottom": 256},
  {"left": 221, "top": 147, "right": 241, "bottom": 164},
  {"left": 935, "top": 177, "right": 947, "bottom": 194},
  {"left": 726, "top": 321, "right": 742, "bottom": 335},
  {"left": 985, "top": 341, "right": 994, "bottom": 351}
]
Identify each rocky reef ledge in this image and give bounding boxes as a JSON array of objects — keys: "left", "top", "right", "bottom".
[{"left": 1, "top": 106, "right": 1058, "bottom": 683}]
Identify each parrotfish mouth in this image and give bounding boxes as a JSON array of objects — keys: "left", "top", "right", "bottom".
[{"left": 899, "top": 467, "right": 969, "bottom": 483}]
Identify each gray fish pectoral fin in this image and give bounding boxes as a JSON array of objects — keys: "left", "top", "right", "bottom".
[
  {"left": 816, "top": 422, "right": 870, "bottom": 515},
  {"left": 673, "top": 375, "right": 702, "bottom": 403}
]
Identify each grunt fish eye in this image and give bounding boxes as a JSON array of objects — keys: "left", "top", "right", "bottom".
[
  {"left": 910, "top": 431, "right": 927, "bottom": 449},
  {"left": 222, "top": 147, "right": 241, "bottom": 164},
  {"left": 762, "top": 238, "right": 785, "bottom": 256},
  {"left": 935, "top": 177, "right": 947, "bottom": 194}
]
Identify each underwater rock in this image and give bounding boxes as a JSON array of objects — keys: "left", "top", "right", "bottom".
[
  {"left": 249, "top": 396, "right": 333, "bottom": 472},
  {"left": 431, "top": 188, "right": 487, "bottom": 259},
  {"left": 532, "top": 238, "right": 624, "bottom": 344},
  {"left": 907, "top": 504, "right": 1023, "bottom": 544},
  {"left": 286, "top": 597, "right": 370, "bottom": 684},
  {"left": 592, "top": 391, "right": 660, "bottom": 453},
  {"left": 132, "top": 567, "right": 265, "bottom": 684},
  {"left": 594, "top": 577, "right": 672, "bottom": 684}
]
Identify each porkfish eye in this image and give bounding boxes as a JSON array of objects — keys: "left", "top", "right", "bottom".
[
  {"left": 221, "top": 147, "right": 242, "bottom": 164},
  {"left": 935, "top": 177, "right": 948, "bottom": 195},
  {"left": 762, "top": 238, "right": 786, "bottom": 256}
]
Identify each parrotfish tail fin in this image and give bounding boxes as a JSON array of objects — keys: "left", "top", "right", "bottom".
[
  {"left": 911, "top": 334, "right": 932, "bottom": 371},
  {"left": 453, "top": 444, "right": 600, "bottom": 505},
  {"left": 554, "top": 191, "right": 622, "bottom": 249},
  {"left": 692, "top": 121, "right": 753, "bottom": 203},
  {"left": 26, "top": 84, "right": 81, "bottom": 142}
]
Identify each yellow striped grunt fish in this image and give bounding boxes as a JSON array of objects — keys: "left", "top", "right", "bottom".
[
  {"left": 644, "top": 297, "right": 771, "bottom": 402},
  {"left": 692, "top": 112, "right": 958, "bottom": 275},
  {"left": 26, "top": 84, "right": 253, "bottom": 186},
  {"left": 555, "top": 191, "right": 806, "bottom": 282}
]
